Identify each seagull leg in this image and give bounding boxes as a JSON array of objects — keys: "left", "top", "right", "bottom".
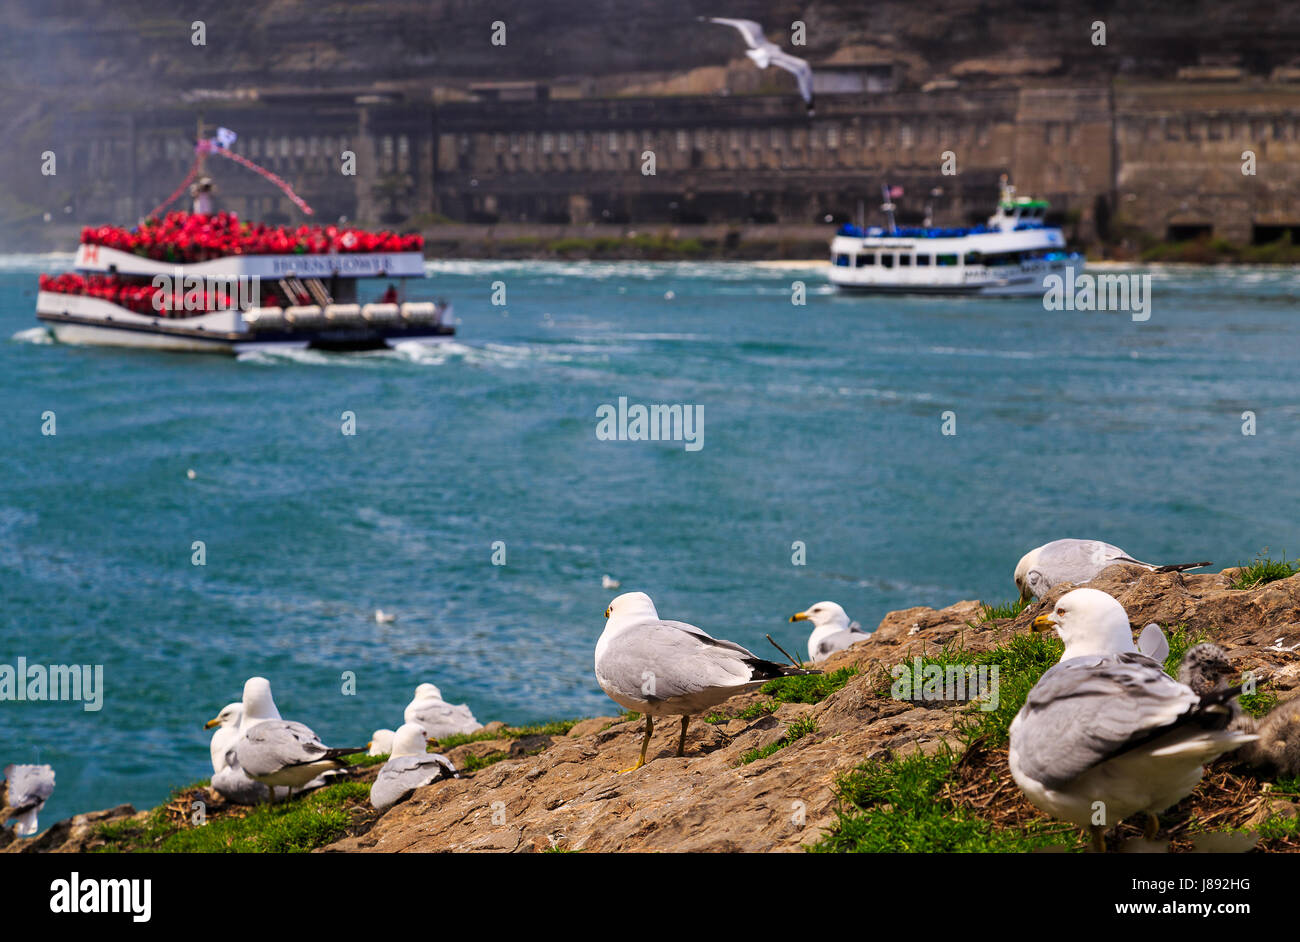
[
  {"left": 1089, "top": 825, "right": 1106, "bottom": 853},
  {"left": 677, "top": 715, "right": 690, "bottom": 757},
  {"left": 619, "top": 715, "right": 653, "bottom": 773},
  {"left": 1144, "top": 812, "right": 1159, "bottom": 840}
]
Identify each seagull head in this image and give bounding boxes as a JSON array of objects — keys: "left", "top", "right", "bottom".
[
  {"left": 1013, "top": 548, "right": 1048, "bottom": 602},
  {"left": 390, "top": 723, "right": 432, "bottom": 758},
  {"left": 790, "top": 601, "right": 850, "bottom": 630},
  {"left": 412, "top": 682, "right": 443, "bottom": 702},
  {"left": 1176, "top": 643, "right": 1236, "bottom": 695},
  {"left": 1031, "top": 588, "right": 1136, "bottom": 660},
  {"left": 240, "top": 676, "right": 281, "bottom": 725},
  {"left": 205, "top": 702, "right": 242, "bottom": 730},
  {"left": 367, "top": 728, "right": 395, "bottom": 755},
  {"left": 605, "top": 591, "right": 658, "bottom": 623}
]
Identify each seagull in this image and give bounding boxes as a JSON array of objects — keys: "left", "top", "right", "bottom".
[
  {"left": 373, "top": 609, "right": 397, "bottom": 624},
  {"left": 403, "top": 683, "right": 482, "bottom": 740},
  {"left": 370, "top": 723, "right": 458, "bottom": 812},
  {"left": 1010, "top": 588, "right": 1256, "bottom": 851},
  {"left": 789, "top": 600, "right": 869, "bottom": 663},
  {"left": 229, "top": 677, "right": 364, "bottom": 797},
  {"left": 1014, "top": 539, "right": 1212, "bottom": 601},
  {"left": 602, "top": 574, "right": 622, "bottom": 590},
  {"left": 2, "top": 764, "right": 55, "bottom": 837},
  {"left": 596, "top": 591, "right": 819, "bottom": 772},
  {"left": 186, "top": 468, "right": 197, "bottom": 480},
  {"left": 367, "top": 728, "right": 396, "bottom": 757},
  {"left": 701, "top": 17, "right": 815, "bottom": 115},
  {"left": 205, "top": 702, "right": 271, "bottom": 805},
  {"left": 1178, "top": 643, "right": 1300, "bottom": 776}
]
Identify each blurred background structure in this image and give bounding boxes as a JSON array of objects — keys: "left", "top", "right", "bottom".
[{"left": 4, "top": 0, "right": 1300, "bottom": 253}]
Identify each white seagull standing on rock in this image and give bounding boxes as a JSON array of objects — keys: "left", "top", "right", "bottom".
[
  {"left": 701, "top": 17, "right": 816, "bottom": 115},
  {"left": 1009, "top": 588, "right": 1256, "bottom": 851},
  {"left": 596, "top": 591, "right": 819, "bottom": 772},
  {"left": 229, "top": 677, "right": 364, "bottom": 798},
  {"left": 790, "top": 600, "right": 869, "bottom": 663},
  {"left": 2, "top": 764, "right": 55, "bottom": 837}
]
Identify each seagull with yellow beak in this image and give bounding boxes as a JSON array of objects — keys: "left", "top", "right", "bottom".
[
  {"left": 1010, "top": 588, "right": 1254, "bottom": 850},
  {"left": 790, "top": 601, "right": 868, "bottom": 663},
  {"left": 596, "top": 591, "right": 818, "bottom": 773}
]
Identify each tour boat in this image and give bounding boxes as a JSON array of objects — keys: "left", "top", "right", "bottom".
[
  {"left": 35, "top": 124, "right": 452, "bottom": 354},
  {"left": 828, "top": 179, "right": 1082, "bottom": 297}
]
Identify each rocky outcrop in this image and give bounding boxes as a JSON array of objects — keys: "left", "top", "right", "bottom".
[
  {"left": 324, "top": 566, "right": 1300, "bottom": 853},
  {"left": 12, "top": 566, "right": 1299, "bottom": 852}
]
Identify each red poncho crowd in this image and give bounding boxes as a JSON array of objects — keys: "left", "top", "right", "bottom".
[
  {"left": 79, "top": 212, "right": 424, "bottom": 263},
  {"left": 38, "top": 272, "right": 233, "bottom": 317}
]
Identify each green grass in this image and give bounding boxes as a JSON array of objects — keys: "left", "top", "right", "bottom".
[
  {"left": 814, "top": 632, "right": 1068, "bottom": 851},
  {"left": 458, "top": 750, "right": 510, "bottom": 773},
  {"left": 94, "top": 781, "right": 372, "bottom": 853},
  {"left": 979, "top": 597, "right": 1030, "bottom": 622},
  {"left": 705, "top": 667, "right": 858, "bottom": 724},
  {"left": 1239, "top": 685, "right": 1280, "bottom": 718},
  {"left": 1230, "top": 554, "right": 1300, "bottom": 590},
  {"left": 811, "top": 746, "right": 1079, "bottom": 852},
  {"left": 740, "top": 716, "right": 818, "bottom": 764},
  {"left": 1160, "top": 623, "right": 1207, "bottom": 675}
]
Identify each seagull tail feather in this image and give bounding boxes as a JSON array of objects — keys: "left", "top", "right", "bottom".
[{"left": 1153, "top": 561, "right": 1213, "bottom": 573}]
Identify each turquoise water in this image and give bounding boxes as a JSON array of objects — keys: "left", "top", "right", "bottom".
[{"left": 2, "top": 257, "right": 1298, "bottom": 827}]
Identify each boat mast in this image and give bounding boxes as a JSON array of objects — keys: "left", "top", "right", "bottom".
[{"left": 880, "top": 183, "right": 897, "bottom": 235}]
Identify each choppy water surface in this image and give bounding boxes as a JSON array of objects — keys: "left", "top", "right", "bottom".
[{"left": 2, "top": 257, "right": 1298, "bottom": 824}]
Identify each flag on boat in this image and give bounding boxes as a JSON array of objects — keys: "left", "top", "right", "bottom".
[{"left": 888, "top": 185, "right": 904, "bottom": 198}]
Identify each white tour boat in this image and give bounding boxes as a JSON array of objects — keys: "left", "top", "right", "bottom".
[
  {"left": 37, "top": 242, "right": 453, "bottom": 354},
  {"left": 35, "top": 122, "right": 452, "bottom": 354},
  {"left": 828, "top": 180, "right": 1082, "bottom": 296}
]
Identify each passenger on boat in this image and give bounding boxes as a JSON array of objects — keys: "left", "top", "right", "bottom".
[{"left": 380, "top": 284, "right": 399, "bottom": 304}]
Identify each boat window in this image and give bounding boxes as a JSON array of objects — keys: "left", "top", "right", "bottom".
[
  {"left": 880, "top": 253, "right": 894, "bottom": 269},
  {"left": 936, "top": 254, "right": 958, "bottom": 266},
  {"left": 854, "top": 253, "right": 875, "bottom": 267},
  {"left": 898, "top": 255, "right": 912, "bottom": 267},
  {"left": 834, "top": 254, "right": 851, "bottom": 267},
  {"left": 963, "top": 252, "right": 982, "bottom": 265},
  {"left": 915, "top": 254, "right": 931, "bottom": 266}
]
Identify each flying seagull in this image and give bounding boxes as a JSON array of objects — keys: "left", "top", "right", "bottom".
[
  {"left": 701, "top": 17, "right": 815, "bottom": 115},
  {"left": 596, "top": 591, "right": 819, "bottom": 772}
]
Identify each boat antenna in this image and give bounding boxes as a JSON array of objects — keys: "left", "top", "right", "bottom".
[{"left": 880, "top": 183, "right": 897, "bottom": 236}]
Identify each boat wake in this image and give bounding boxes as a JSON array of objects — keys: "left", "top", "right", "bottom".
[{"left": 10, "top": 326, "right": 54, "bottom": 344}]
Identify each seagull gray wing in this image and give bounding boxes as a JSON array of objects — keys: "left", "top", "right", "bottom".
[
  {"left": 769, "top": 49, "right": 814, "bottom": 102},
  {"left": 1012, "top": 654, "right": 1203, "bottom": 790},
  {"left": 235, "top": 720, "right": 339, "bottom": 778},
  {"left": 406, "top": 700, "right": 482, "bottom": 739},
  {"left": 371, "top": 753, "right": 457, "bottom": 811},
  {"left": 813, "top": 628, "right": 867, "bottom": 662},
  {"left": 599, "top": 619, "right": 787, "bottom": 703},
  {"left": 3, "top": 764, "right": 54, "bottom": 811},
  {"left": 706, "top": 17, "right": 769, "bottom": 50}
]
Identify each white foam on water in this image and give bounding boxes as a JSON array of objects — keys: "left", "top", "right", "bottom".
[{"left": 11, "top": 326, "right": 54, "bottom": 344}]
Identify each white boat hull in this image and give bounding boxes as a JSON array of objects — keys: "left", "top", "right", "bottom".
[{"left": 35, "top": 292, "right": 454, "bottom": 355}]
